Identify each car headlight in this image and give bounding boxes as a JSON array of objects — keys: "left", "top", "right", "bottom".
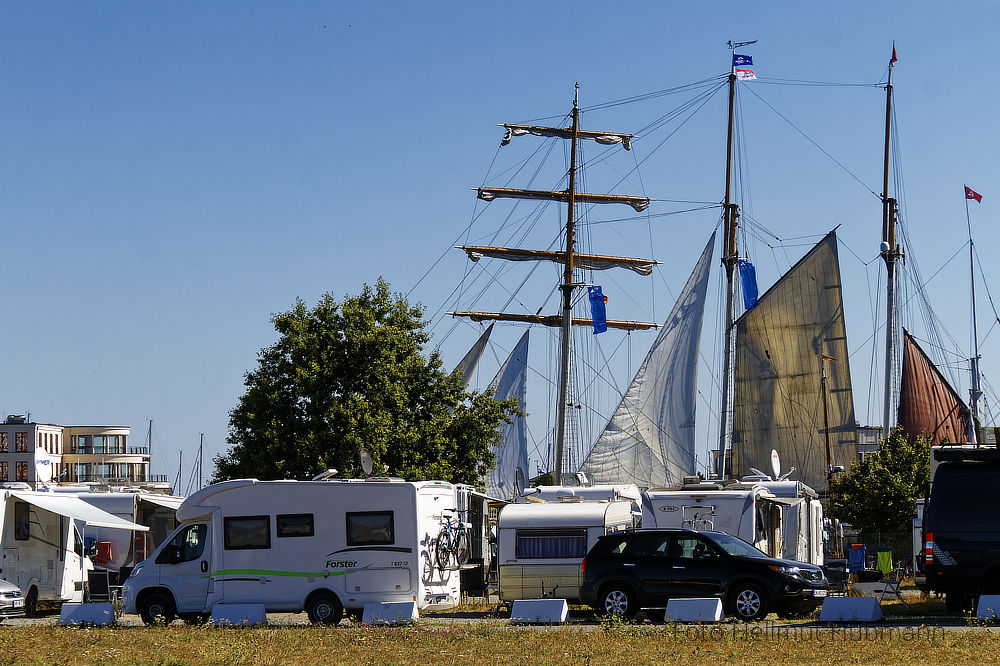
[
  {"left": 768, "top": 564, "right": 802, "bottom": 578},
  {"left": 130, "top": 564, "right": 144, "bottom": 578}
]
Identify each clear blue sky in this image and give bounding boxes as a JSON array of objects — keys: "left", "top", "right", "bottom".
[{"left": 1, "top": 2, "right": 997, "bottom": 486}]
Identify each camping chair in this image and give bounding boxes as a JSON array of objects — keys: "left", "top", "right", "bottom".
[
  {"left": 87, "top": 570, "right": 112, "bottom": 603},
  {"left": 848, "top": 544, "right": 866, "bottom": 574},
  {"left": 875, "top": 547, "right": 895, "bottom": 579}
]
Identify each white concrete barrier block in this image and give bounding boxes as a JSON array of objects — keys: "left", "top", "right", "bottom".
[
  {"left": 58, "top": 603, "right": 116, "bottom": 626},
  {"left": 362, "top": 601, "right": 419, "bottom": 625},
  {"left": 210, "top": 603, "right": 268, "bottom": 626},
  {"left": 976, "top": 595, "right": 1000, "bottom": 620},
  {"left": 664, "top": 598, "right": 724, "bottom": 623},
  {"left": 510, "top": 599, "right": 568, "bottom": 625},
  {"left": 819, "top": 597, "right": 883, "bottom": 622}
]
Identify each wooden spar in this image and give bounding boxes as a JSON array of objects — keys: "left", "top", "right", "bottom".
[
  {"left": 458, "top": 246, "right": 658, "bottom": 274},
  {"left": 448, "top": 311, "right": 657, "bottom": 331},
  {"left": 881, "top": 50, "right": 900, "bottom": 436},
  {"left": 476, "top": 188, "right": 650, "bottom": 212},
  {"left": 501, "top": 123, "right": 635, "bottom": 149}
]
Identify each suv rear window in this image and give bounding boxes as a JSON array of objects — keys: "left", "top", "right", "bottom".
[{"left": 929, "top": 483, "right": 1000, "bottom": 531}]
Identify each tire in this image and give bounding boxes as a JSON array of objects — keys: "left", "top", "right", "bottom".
[
  {"left": 455, "top": 530, "right": 470, "bottom": 566},
  {"left": 730, "top": 583, "right": 768, "bottom": 622},
  {"left": 599, "top": 584, "right": 637, "bottom": 620},
  {"left": 24, "top": 587, "right": 38, "bottom": 618},
  {"left": 138, "top": 592, "right": 176, "bottom": 626},
  {"left": 306, "top": 591, "right": 343, "bottom": 626}
]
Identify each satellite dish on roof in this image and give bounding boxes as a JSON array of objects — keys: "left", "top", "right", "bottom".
[
  {"left": 770, "top": 449, "right": 781, "bottom": 480},
  {"left": 360, "top": 448, "right": 373, "bottom": 477},
  {"left": 514, "top": 467, "right": 525, "bottom": 497},
  {"left": 34, "top": 446, "right": 53, "bottom": 484}
]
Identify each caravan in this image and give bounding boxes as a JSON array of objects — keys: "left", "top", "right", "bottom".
[
  {"left": 122, "top": 478, "right": 461, "bottom": 624},
  {"left": 0, "top": 489, "right": 149, "bottom": 614}
]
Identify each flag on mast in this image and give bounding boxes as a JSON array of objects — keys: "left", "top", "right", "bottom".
[
  {"left": 736, "top": 69, "right": 757, "bottom": 81},
  {"left": 965, "top": 185, "right": 982, "bottom": 203},
  {"left": 890, "top": 43, "right": 898, "bottom": 66}
]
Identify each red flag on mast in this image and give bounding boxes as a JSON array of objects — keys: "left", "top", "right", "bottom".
[
  {"left": 890, "top": 43, "right": 898, "bottom": 66},
  {"left": 965, "top": 185, "right": 982, "bottom": 203}
]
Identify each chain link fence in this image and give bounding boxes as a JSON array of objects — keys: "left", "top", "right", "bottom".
[{"left": 841, "top": 530, "right": 916, "bottom": 576}]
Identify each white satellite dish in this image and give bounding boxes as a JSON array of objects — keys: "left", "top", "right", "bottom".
[
  {"left": 770, "top": 449, "right": 781, "bottom": 480},
  {"left": 34, "top": 446, "right": 53, "bottom": 484},
  {"left": 359, "top": 448, "right": 373, "bottom": 477},
  {"left": 514, "top": 467, "right": 525, "bottom": 497}
]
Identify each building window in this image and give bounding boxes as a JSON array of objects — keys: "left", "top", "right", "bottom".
[
  {"left": 15, "top": 461, "right": 28, "bottom": 481},
  {"left": 14, "top": 432, "right": 27, "bottom": 453},
  {"left": 0, "top": 461, "right": 7, "bottom": 480},
  {"left": 346, "top": 511, "right": 394, "bottom": 546},
  {"left": 0, "top": 432, "right": 6, "bottom": 453}
]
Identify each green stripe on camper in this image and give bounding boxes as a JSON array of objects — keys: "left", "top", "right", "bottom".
[{"left": 206, "top": 564, "right": 373, "bottom": 579}]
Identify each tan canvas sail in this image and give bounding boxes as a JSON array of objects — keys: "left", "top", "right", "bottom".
[
  {"left": 731, "top": 231, "right": 857, "bottom": 493},
  {"left": 897, "top": 329, "right": 970, "bottom": 444}
]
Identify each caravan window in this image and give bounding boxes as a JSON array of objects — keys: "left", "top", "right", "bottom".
[
  {"left": 346, "top": 511, "right": 394, "bottom": 546},
  {"left": 277, "top": 514, "right": 314, "bottom": 538},
  {"left": 14, "top": 502, "right": 29, "bottom": 541},
  {"left": 224, "top": 516, "right": 271, "bottom": 550},
  {"left": 515, "top": 529, "right": 587, "bottom": 559}
]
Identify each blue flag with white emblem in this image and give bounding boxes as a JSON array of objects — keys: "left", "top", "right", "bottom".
[
  {"left": 588, "top": 286, "right": 608, "bottom": 334},
  {"left": 733, "top": 54, "right": 753, "bottom": 67}
]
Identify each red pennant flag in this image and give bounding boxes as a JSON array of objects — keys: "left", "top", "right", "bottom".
[
  {"left": 965, "top": 185, "right": 982, "bottom": 203},
  {"left": 890, "top": 43, "right": 898, "bottom": 66},
  {"left": 822, "top": 355, "right": 837, "bottom": 362}
]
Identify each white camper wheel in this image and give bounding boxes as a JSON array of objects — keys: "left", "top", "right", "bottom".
[
  {"left": 138, "top": 592, "right": 176, "bottom": 625},
  {"left": 306, "top": 591, "right": 343, "bottom": 625}
]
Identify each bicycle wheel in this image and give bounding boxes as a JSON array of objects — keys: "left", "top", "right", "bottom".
[
  {"left": 455, "top": 529, "right": 470, "bottom": 566},
  {"left": 435, "top": 528, "right": 452, "bottom": 569}
]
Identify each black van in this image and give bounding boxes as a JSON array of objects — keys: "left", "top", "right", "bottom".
[{"left": 922, "top": 448, "right": 1000, "bottom": 610}]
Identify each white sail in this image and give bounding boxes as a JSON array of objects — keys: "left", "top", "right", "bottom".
[
  {"left": 452, "top": 323, "right": 494, "bottom": 388},
  {"left": 486, "top": 330, "right": 530, "bottom": 499},
  {"left": 579, "top": 231, "right": 716, "bottom": 488}
]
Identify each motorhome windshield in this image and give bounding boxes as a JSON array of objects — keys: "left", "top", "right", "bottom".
[{"left": 706, "top": 532, "right": 768, "bottom": 559}]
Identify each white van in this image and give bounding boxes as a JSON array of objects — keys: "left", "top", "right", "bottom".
[
  {"left": 121, "top": 478, "right": 461, "bottom": 625},
  {"left": 0, "top": 489, "right": 149, "bottom": 615},
  {"left": 496, "top": 500, "right": 633, "bottom": 602}
]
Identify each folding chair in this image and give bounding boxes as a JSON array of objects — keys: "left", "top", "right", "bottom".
[
  {"left": 87, "top": 570, "right": 112, "bottom": 603},
  {"left": 875, "top": 547, "right": 894, "bottom": 579}
]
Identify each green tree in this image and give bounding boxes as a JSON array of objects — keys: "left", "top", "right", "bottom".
[
  {"left": 213, "top": 278, "right": 519, "bottom": 486},
  {"left": 829, "top": 428, "right": 931, "bottom": 537}
]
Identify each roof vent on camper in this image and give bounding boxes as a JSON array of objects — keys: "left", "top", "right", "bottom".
[
  {"left": 681, "top": 476, "right": 701, "bottom": 485},
  {"left": 557, "top": 495, "right": 583, "bottom": 503},
  {"left": 312, "top": 469, "right": 339, "bottom": 481}
]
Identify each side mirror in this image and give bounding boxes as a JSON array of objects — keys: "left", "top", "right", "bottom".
[{"left": 156, "top": 544, "right": 183, "bottom": 564}]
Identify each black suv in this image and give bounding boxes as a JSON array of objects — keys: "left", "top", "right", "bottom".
[
  {"left": 579, "top": 529, "right": 828, "bottom": 621},
  {"left": 922, "top": 449, "right": 1000, "bottom": 610}
]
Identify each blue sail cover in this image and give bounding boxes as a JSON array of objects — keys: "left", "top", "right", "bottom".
[
  {"left": 486, "top": 331, "right": 530, "bottom": 499},
  {"left": 738, "top": 259, "right": 758, "bottom": 310}
]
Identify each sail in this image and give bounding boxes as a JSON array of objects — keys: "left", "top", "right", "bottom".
[
  {"left": 897, "top": 329, "right": 971, "bottom": 445},
  {"left": 452, "top": 323, "right": 494, "bottom": 388},
  {"left": 486, "top": 330, "right": 530, "bottom": 499},
  {"left": 579, "top": 231, "right": 715, "bottom": 488},
  {"left": 731, "top": 231, "right": 857, "bottom": 493}
]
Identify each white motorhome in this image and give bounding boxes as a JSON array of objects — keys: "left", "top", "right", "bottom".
[
  {"left": 496, "top": 500, "right": 633, "bottom": 602},
  {"left": 748, "top": 480, "right": 824, "bottom": 565},
  {"left": 122, "top": 478, "right": 461, "bottom": 625},
  {"left": 0, "top": 489, "right": 149, "bottom": 614},
  {"left": 641, "top": 482, "right": 783, "bottom": 558}
]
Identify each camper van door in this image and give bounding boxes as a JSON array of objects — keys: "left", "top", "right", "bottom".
[{"left": 158, "top": 521, "right": 212, "bottom": 612}]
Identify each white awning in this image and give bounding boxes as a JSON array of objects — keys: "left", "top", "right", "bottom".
[
  {"left": 8, "top": 491, "right": 149, "bottom": 531},
  {"left": 136, "top": 494, "right": 184, "bottom": 511}
]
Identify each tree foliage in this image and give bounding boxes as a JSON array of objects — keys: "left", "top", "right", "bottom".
[
  {"left": 829, "top": 428, "right": 931, "bottom": 537},
  {"left": 213, "top": 278, "right": 519, "bottom": 487}
]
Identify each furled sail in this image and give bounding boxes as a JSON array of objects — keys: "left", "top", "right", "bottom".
[
  {"left": 731, "top": 231, "right": 857, "bottom": 493},
  {"left": 451, "top": 323, "right": 494, "bottom": 388},
  {"left": 579, "top": 231, "right": 715, "bottom": 488},
  {"left": 486, "top": 330, "right": 530, "bottom": 499},
  {"left": 897, "top": 328, "right": 971, "bottom": 444}
]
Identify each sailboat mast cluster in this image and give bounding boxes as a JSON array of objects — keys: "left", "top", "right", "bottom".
[{"left": 450, "top": 84, "right": 656, "bottom": 480}]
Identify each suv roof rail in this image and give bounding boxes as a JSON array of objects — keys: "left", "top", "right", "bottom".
[{"left": 933, "top": 446, "right": 1000, "bottom": 463}]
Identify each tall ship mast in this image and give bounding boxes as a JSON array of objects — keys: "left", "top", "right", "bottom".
[
  {"left": 450, "top": 84, "right": 657, "bottom": 480},
  {"left": 881, "top": 45, "right": 902, "bottom": 435}
]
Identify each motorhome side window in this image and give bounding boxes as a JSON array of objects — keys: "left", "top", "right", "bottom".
[
  {"left": 346, "top": 511, "right": 394, "bottom": 546},
  {"left": 14, "top": 501, "right": 29, "bottom": 541},
  {"left": 161, "top": 524, "right": 207, "bottom": 563},
  {"left": 515, "top": 529, "right": 587, "bottom": 559},
  {"left": 224, "top": 516, "right": 271, "bottom": 550},
  {"left": 277, "top": 513, "right": 314, "bottom": 538}
]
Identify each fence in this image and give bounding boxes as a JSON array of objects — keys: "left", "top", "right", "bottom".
[{"left": 840, "top": 530, "right": 915, "bottom": 575}]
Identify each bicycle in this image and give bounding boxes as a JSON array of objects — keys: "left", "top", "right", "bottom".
[{"left": 435, "top": 510, "right": 471, "bottom": 570}]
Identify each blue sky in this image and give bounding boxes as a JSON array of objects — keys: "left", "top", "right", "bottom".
[{"left": 1, "top": 2, "right": 998, "bottom": 486}]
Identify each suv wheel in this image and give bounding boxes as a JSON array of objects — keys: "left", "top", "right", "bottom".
[
  {"left": 730, "top": 583, "right": 768, "bottom": 621},
  {"left": 599, "top": 584, "right": 637, "bottom": 620}
]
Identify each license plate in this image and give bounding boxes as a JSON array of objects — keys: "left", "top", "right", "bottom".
[
  {"left": 812, "top": 589, "right": 828, "bottom": 598},
  {"left": 12, "top": 600, "right": 23, "bottom": 607}
]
